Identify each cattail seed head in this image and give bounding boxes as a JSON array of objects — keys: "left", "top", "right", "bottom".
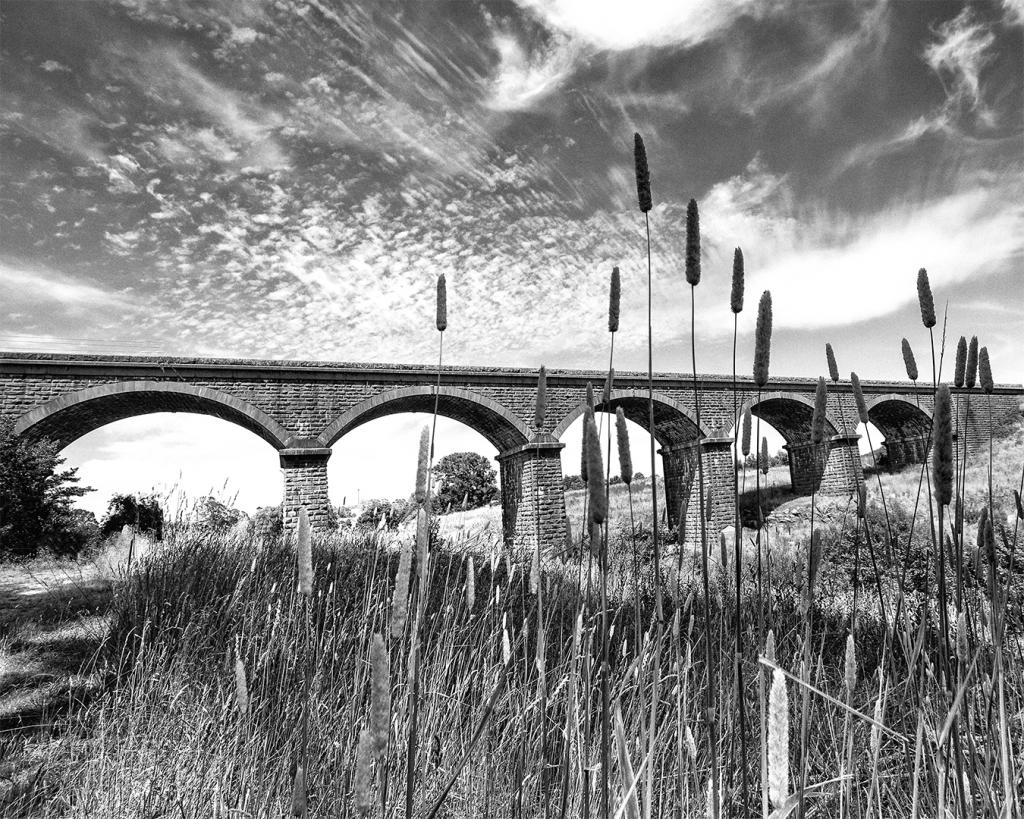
[
  {"left": 534, "top": 365, "right": 547, "bottom": 428},
  {"left": 353, "top": 730, "right": 373, "bottom": 816},
  {"left": 297, "top": 507, "right": 312, "bottom": 597},
  {"left": 436, "top": 273, "right": 447, "bottom": 332},
  {"left": 415, "top": 426, "right": 430, "bottom": 503},
  {"left": 811, "top": 376, "right": 828, "bottom": 448},
  {"left": 466, "top": 554, "right": 476, "bottom": 610},
  {"left": 585, "top": 409, "right": 606, "bottom": 523},
  {"left": 633, "top": 133, "right": 652, "bottom": 213},
  {"left": 966, "top": 336, "right": 979, "bottom": 388},
  {"left": 844, "top": 634, "right": 857, "bottom": 693},
  {"left": 615, "top": 407, "right": 632, "bottom": 485},
  {"left": 741, "top": 407, "right": 752, "bottom": 457},
  {"left": 730, "top": 247, "right": 744, "bottom": 314},
  {"left": 685, "top": 198, "right": 701, "bottom": 286},
  {"left": 609, "top": 266, "right": 621, "bottom": 332},
  {"left": 390, "top": 539, "right": 412, "bottom": 638},
  {"left": 901, "top": 338, "right": 918, "bottom": 382},
  {"left": 292, "top": 765, "right": 307, "bottom": 817},
  {"left": 917, "top": 268, "right": 936, "bottom": 328},
  {"left": 850, "top": 372, "right": 868, "bottom": 423},
  {"left": 932, "top": 385, "right": 953, "bottom": 506},
  {"left": 234, "top": 653, "right": 249, "bottom": 717},
  {"left": 768, "top": 667, "right": 790, "bottom": 808},
  {"left": 369, "top": 633, "right": 390, "bottom": 757},
  {"left": 825, "top": 343, "right": 839, "bottom": 383},
  {"left": 760, "top": 436, "right": 769, "bottom": 476},
  {"left": 603, "top": 367, "right": 614, "bottom": 405},
  {"left": 954, "top": 336, "right": 967, "bottom": 388},
  {"left": 978, "top": 346, "right": 993, "bottom": 393},
  {"left": 753, "top": 290, "right": 773, "bottom": 387}
]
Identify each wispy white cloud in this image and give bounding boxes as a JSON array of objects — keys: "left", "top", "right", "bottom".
[
  {"left": 514, "top": 0, "right": 769, "bottom": 51},
  {"left": 695, "top": 160, "right": 1024, "bottom": 334},
  {"left": 484, "top": 30, "right": 579, "bottom": 111},
  {"left": 0, "top": 260, "right": 136, "bottom": 313},
  {"left": 924, "top": 8, "right": 998, "bottom": 127}
]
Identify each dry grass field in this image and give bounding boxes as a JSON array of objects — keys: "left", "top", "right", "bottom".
[{"left": 0, "top": 417, "right": 1020, "bottom": 818}]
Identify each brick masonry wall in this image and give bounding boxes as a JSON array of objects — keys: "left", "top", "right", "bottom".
[
  {"left": 281, "top": 450, "right": 332, "bottom": 532},
  {"left": 497, "top": 441, "right": 567, "bottom": 551},
  {"left": 662, "top": 438, "right": 737, "bottom": 547}
]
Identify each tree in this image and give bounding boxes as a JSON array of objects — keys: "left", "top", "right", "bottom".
[
  {"left": 356, "top": 498, "right": 413, "bottom": 530},
  {"left": 0, "top": 419, "right": 95, "bottom": 557},
  {"left": 431, "top": 452, "right": 498, "bottom": 512},
  {"left": 100, "top": 493, "right": 164, "bottom": 541}
]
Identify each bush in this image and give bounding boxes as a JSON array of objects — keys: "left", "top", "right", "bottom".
[
  {"left": 431, "top": 452, "right": 498, "bottom": 511},
  {"left": 99, "top": 494, "right": 163, "bottom": 541},
  {"left": 356, "top": 498, "right": 414, "bottom": 530},
  {"left": 0, "top": 419, "right": 95, "bottom": 558}
]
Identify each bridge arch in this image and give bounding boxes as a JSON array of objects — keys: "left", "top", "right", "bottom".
[
  {"left": 316, "top": 386, "right": 532, "bottom": 452},
  {"left": 735, "top": 391, "right": 843, "bottom": 443},
  {"left": 13, "top": 380, "right": 294, "bottom": 450},
  {"left": 551, "top": 389, "right": 712, "bottom": 445},
  {"left": 865, "top": 394, "right": 933, "bottom": 467}
]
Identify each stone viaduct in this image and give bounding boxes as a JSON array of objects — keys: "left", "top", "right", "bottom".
[{"left": 2, "top": 353, "right": 1021, "bottom": 548}]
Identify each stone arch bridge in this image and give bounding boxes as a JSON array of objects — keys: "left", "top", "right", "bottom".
[{"left": 2, "top": 353, "right": 1020, "bottom": 547}]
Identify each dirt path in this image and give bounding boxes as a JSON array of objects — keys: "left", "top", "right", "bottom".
[{"left": 0, "top": 559, "right": 114, "bottom": 809}]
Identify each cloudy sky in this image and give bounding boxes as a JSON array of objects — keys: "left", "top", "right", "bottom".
[{"left": 2, "top": 0, "right": 1022, "bottom": 517}]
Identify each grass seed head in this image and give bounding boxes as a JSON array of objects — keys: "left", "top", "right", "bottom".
[
  {"left": 826, "top": 343, "right": 839, "bottom": 383},
  {"left": 844, "top": 634, "right": 857, "bottom": 693},
  {"left": 850, "top": 371, "right": 868, "bottom": 423},
  {"left": 685, "top": 198, "right": 701, "bottom": 286},
  {"left": 932, "top": 385, "right": 953, "bottom": 506},
  {"left": 609, "top": 265, "right": 621, "bottom": 332},
  {"left": 753, "top": 290, "right": 773, "bottom": 387},
  {"left": 731, "top": 247, "right": 744, "bottom": 314},
  {"left": 917, "top": 268, "right": 936, "bottom": 328},
  {"left": 603, "top": 367, "right": 614, "bottom": 404},
  {"left": 760, "top": 436, "right": 769, "bottom": 476},
  {"left": 811, "top": 376, "right": 828, "bottom": 447},
  {"left": 615, "top": 407, "right": 632, "bottom": 485},
  {"left": 978, "top": 345, "right": 993, "bottom": 393},
  {"left": 297, "top": 507, "right": 312, "bottom": 597},
  {"left": 585, "top": 409, "right": 606, "bottom": 523},
  {"left": 580, "top": 408, "right": 590, "bottom": 484},
  {"left": 956, "top": 610, "right": 968, "bottom": 664},
  {"left": 436, "top": 272, "right": 447, "bottom": 332},
  {"left": 353, "top": 730, "right": 373, "bottom": 816},
  {"left": 234, "top": 653, "right": 248, "bottom": 717},
  {"left": 954, "top": 336, "right": 967, "bottom": 388},
  {"left": 291, "top": 764, "right": 307, "bottom": 817},
  {"left": 534, "top": 365, "right": 547, "bottom": 428},
  {"left": 741, "top": 407, "right": 752, "bottom": 456},
  {"left": 416, "top": 506, "right": 430, "bottom": 579},
  {"left": 901, "top": 338, "right": 918, "bottom": 382},
  {"left": 466, "top": 554, "right": 476, "bottom": 610},
  {"left": 390, "top": 539, "right": 412, "bottom": 638},
  {"left": 857, "top": 483, "right": 867, "bottom": 519},
  {"left": 633, "top": 133, "right": 652, "bottom": 213},
  {"left": 768, "top": 667, "right": 790, "bottom": 808},
  {"left": 966, "top": 335, "right": 979, "bottom": 388},
  {"left": 765, "top": 629, "right": 776, "bottom": 663},
  {"left": 415, "top": 426, "right": 430, "bottom": 503},
  {"left": 369, "top": 633, "right": 390, "bottom": 757}
]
